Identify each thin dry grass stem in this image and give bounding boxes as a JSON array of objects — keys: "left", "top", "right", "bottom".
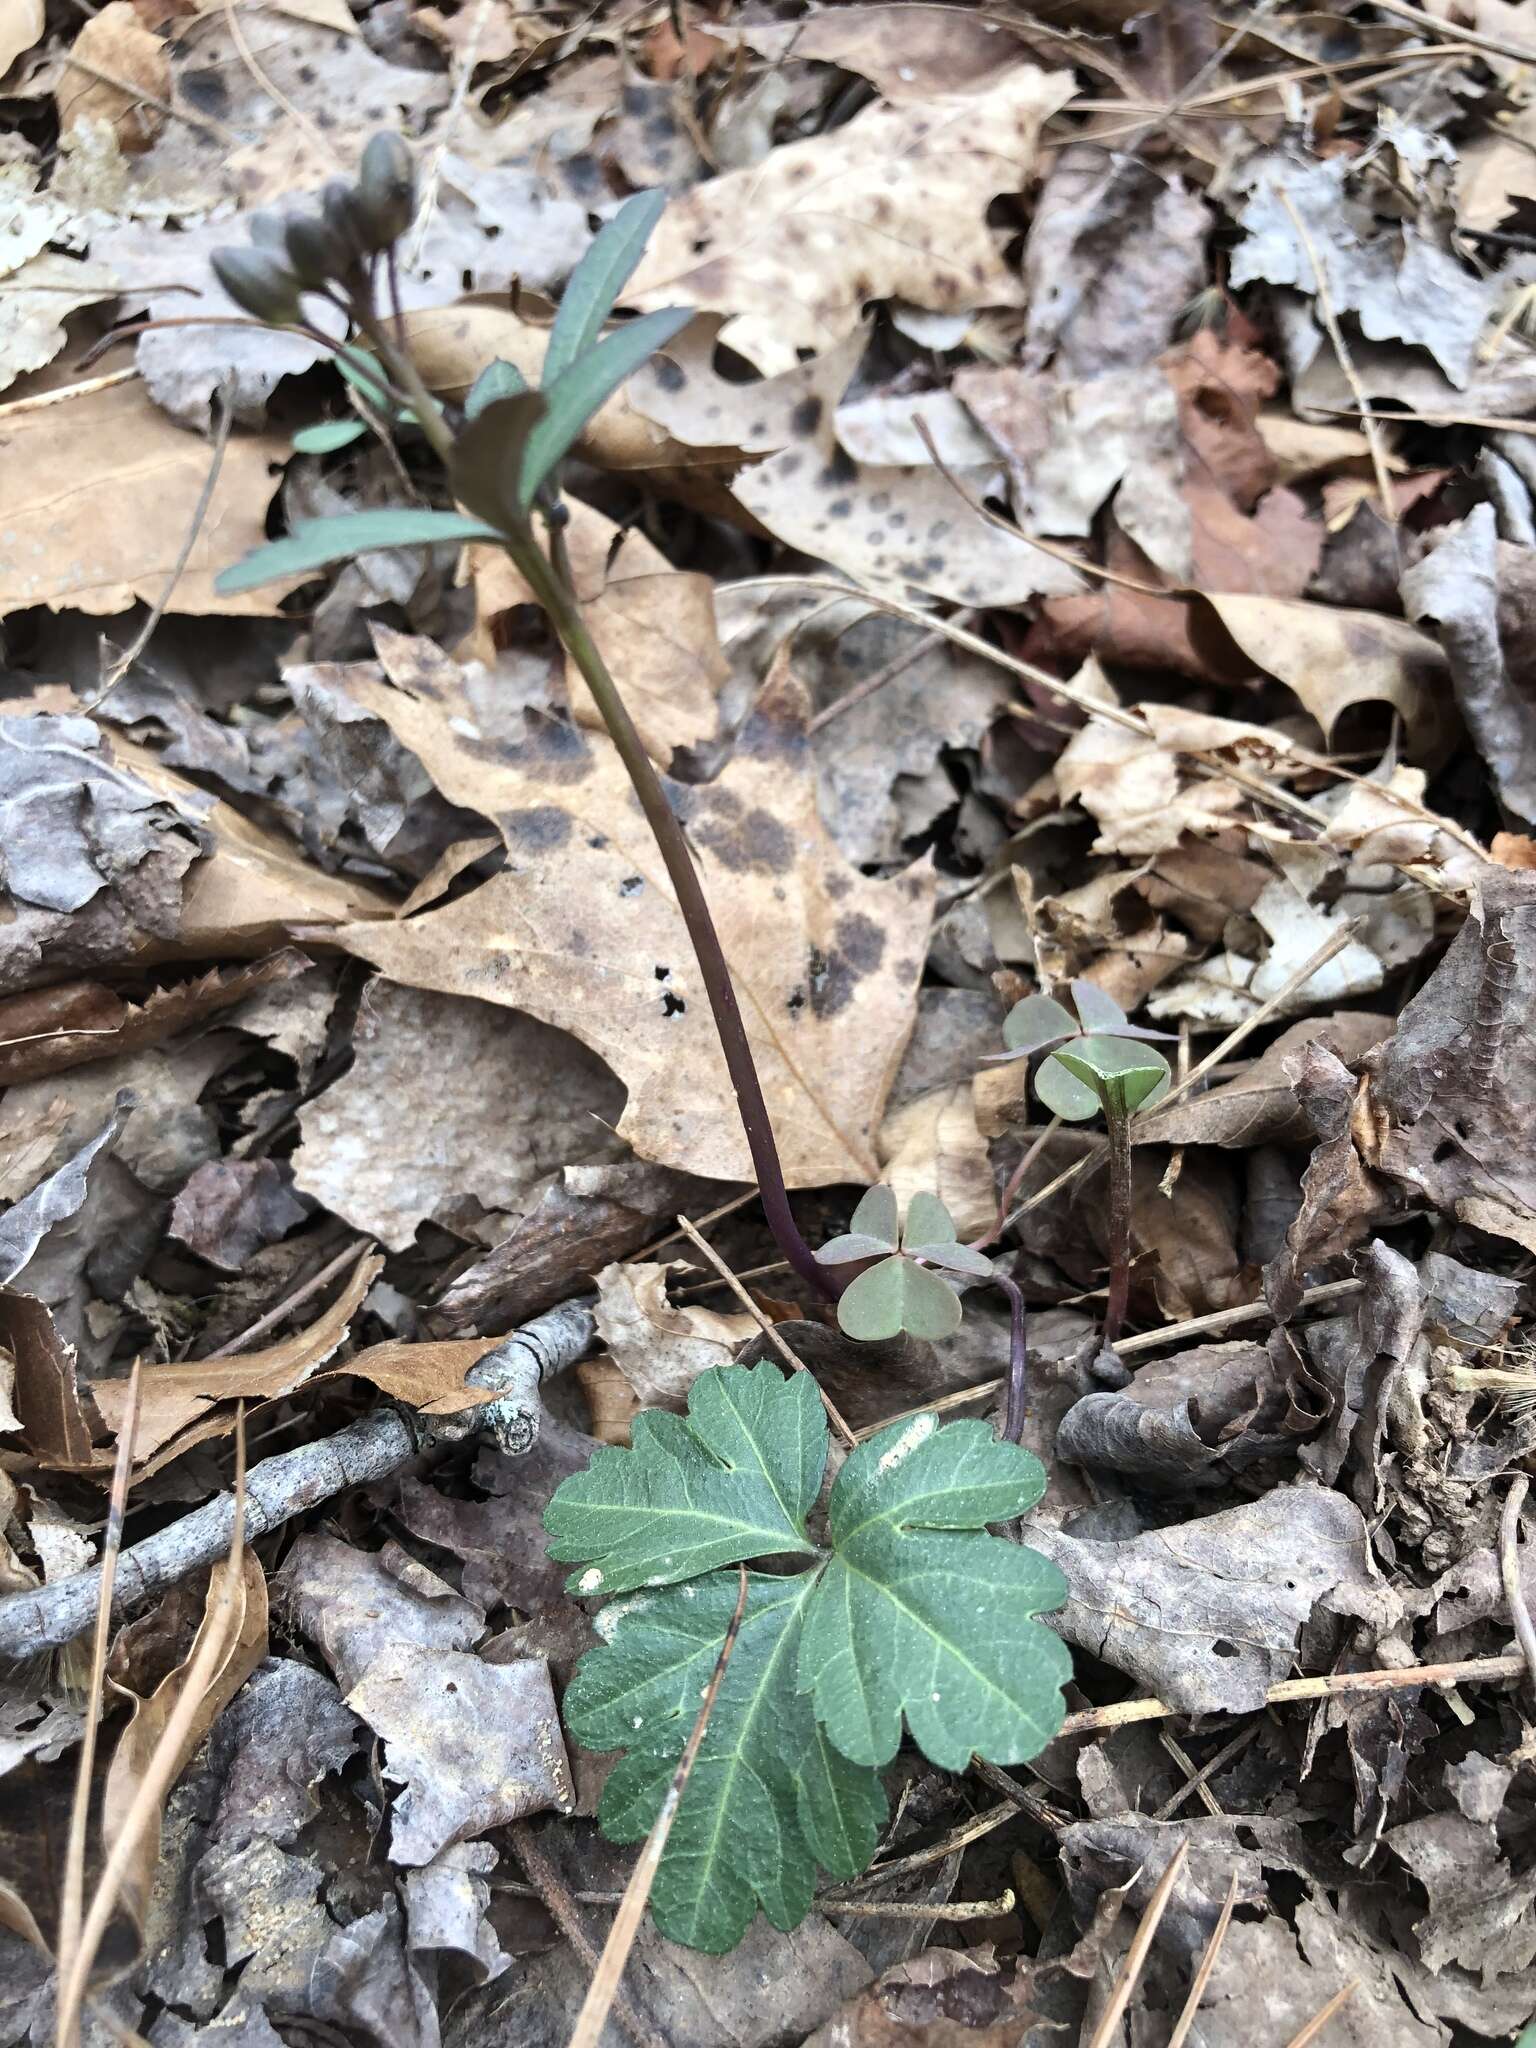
[
  {"left": 674, "top": 1214, "right": 857, "bottom": 1448},
  {"left": 1153, "top": 1723, "right": 1261, "bottom": 1821},
  {"left": 0, "top": 371, "right": 138, "bottom": 419},
  {"left": 197, "top": 1238, "right": 370, "bottom": 1360},
  {"left": 1276, "top": 187, "right": 1397, "bottom": 526},
  {"left": 511, "top": 1823, "right": 666, "bottom": 2048},
  {"left": 1160, "top": 1730, "right": 1225, "bottom": 1818},
  {"left": 1083, "top": 1840, "right": 1190, "bottom": 2048},
  {"left": 566, "top": 1566, "right": 750, "bottom": 2048},
  {"left": 1282, "top": 1978, "right": 1360, "bottom": 2047},
  {"left": 968, "top": 1755, "right": 1068, "bottom": 1835},
  {"left": 977, "top": 1115, "right": 1061, "bottom": 1251},
  {"left": 1165, "top": 1870, "right": 1239, "bottom": 2048},
  {"left": 731, "top": 575, "right": 1483, "bottom": 863},
  {"left": 55, "top": 1362, "right": 143, "bottom": 2029},
  {"left": 223, "top": 0, "right": 340, "bottom": 166},
  {"left": 1060, "top": 1650, "right": 1528, "bottom": 1740},
  {"left": 1499, "top": 1474, "right": 1536, "bottom": 1691},
  {"left": 635, "top": 1187, "right": 757, "bottom": 1261},
  {"left": 92, "top": 389, "right": 232, "bottom": 707},
  {"left": 824, "top": 1800, "right": 1019, "bottom": 1897},
  {"left": 406, "top": 0, "right": 491, "bottom": 265},
  {"left": 54, "top": 1409, "right": 250, "bottom": 2048},
  {"left": 806, "top": 615, "right": 970, "bottom": 735},
  {"left": 829, "top": 1888, "right": 1015, "bottom": 1920},
  {"left": 59, "top": 53, "right": 237, "bottom": 142},
  {"left": 1372, "top": 0, "right": 1536, "bottom": 62}
]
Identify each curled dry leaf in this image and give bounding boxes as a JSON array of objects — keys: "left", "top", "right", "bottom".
[
  {"left": 55, "top": 4, "right": 169, "bottom": 153},
  {"left": 624, "top": 66, "right": 1076, "bottom": 372},
  {"left": 592, "top": 1261, "right": 755, "bottom": 1409},
  {"left": 317, "top": 632, "right": 935, "bottom": 1187}
]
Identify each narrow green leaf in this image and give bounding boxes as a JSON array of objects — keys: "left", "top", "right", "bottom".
[
  {"left": 837, "top": 1255, "right": 962, "bottom": 1343},
  {"left": 543, "top": 188, "right": 669, "bottom": 390},
  {"left": 1051, "top": 1035, "right": 1171, "bottom": 1117},
  {"left": 447, "top": 391, "right": 547, "bottom": 528},
  {"left": 1034, "top": 1053, "right": 1101, "bottom": 1122},
  {"left": 801, "top": 1415, "right": 1071, "bottom": 1771},
  {"left": 214, "top": 510, "right": 501, "bottom": 595},
  {"left": 292, "top": 419, "right": 367, "bottom": 454},
  {"left": 901, "top": 1191, "right": 957, "bottom": 1250},
  {"left": 1002, "top": 993, "right": 1076, "bottom": 1055},
  {"left": 848, "top": 1184, "right": 899, "bottom": 1244},
  {"left": 464, "top": 356, "right": 528, "bottom": 420},
  {"left": 543, "top": 1362, "right": 822, "bottom": 1598},
  {"left": 517, "top": 306, "right": 693, "bottom": 508},
  {"left": 334, "top": 347, "right": 394, "bottom": 410},
  {"left": 564, "top": 1571, "right": 884, "bottom": 1953}
]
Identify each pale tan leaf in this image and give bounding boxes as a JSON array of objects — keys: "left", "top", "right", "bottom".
[
  {"left": 625, "top": 67, "right": 1076, "bottom": 372},
  {"left": 593, "top": 1262, "right": 755, "bottom": 1408},
  {"left": 55, "top": 5, "right": 169, "bottom": 153},
  {"left": 0, "top": 0, "right": 43, "bottom": 74},
  {"left": 317, "top": 633, "right": 935, "bottom": 1187},
  {"left": 879, "top": 1083, "right": 994, "bottom": 1242}
]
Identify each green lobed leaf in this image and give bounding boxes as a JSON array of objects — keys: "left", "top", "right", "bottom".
[
  {"left": 548, "top": 1365, "right": 1071, "bottom": 1951},
  {"left": 909, "top": 1240, "right": 995, "bottom": 1279},
  {"left": 292, "top": 418, "right": 367, "bottom": 453},
  {"left": 837, "top": 1254, "right": 962, "bottom": 1342},
  {"left": 1050, "top": 1035, "right": 1171, "bottom": 1117},
  {"left": 542, "top": 188, "right": 669, "bottom": 390},
  {"left": 564, "top": 1571, "right": 885, "bottom": 1953},
  {"left": 800, "top": 1414, "right": 1072, "bottom": 1772},
  {"left": 1067, "top": 978, "right": 1130, "bottom": 1034},
  {"left": 543, "top": 1361, "right": 822, "bottom": 1598},
  {"left": 214, "top": 510, "right": 501, "bottom": 595},
  {"left": 814, "top": 1231, "right": 897, "bottom": 1267}
]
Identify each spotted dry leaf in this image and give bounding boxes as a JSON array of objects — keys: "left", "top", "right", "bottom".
[
  {"left": 624, "top": 66, "right": 1075, "bottom": 372},
  {"left": 320, "top": 631, "right": 935, "bottom": 1187}
]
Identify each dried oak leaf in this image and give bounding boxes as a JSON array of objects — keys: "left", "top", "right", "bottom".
[
  {"left": 624, "top": 66, "right": 1075, "bottom": 372},
  {"left": 1364, "top": 863, "right": 1536, "bottom": 1226},
  {"left": 347, "top": 1650, "right": 572, "bottom": 1865},
  {"left": 1026, "top": 1481, "right": 1381, "bottom": 1714},
  {"left": 1136, "top": 1014, "right": 1394, "bottom": 1149},
  {"left": 318, "top": 633, "right": 935, "bottom": 1186},
  {"left": 169, "top": 1160, "right": 305, "bottom": 1272},
  {"left": 1401, "top": 504, "right": 1536, "bottom": 824}
]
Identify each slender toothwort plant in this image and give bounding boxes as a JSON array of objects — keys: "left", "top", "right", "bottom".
[{"left": 211, "top": 143, "right": 838, "bottom": 1301}]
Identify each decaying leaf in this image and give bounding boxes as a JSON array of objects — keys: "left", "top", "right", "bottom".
[
  {"left": 316, "top": 631, "right": 935, "bottom": 1186},
  {"left": 625, "top": 67, "right": 1075, "bottom": 372},
  {"left": 591, "top": 1261, "right": 754, "bottom": 1409}
]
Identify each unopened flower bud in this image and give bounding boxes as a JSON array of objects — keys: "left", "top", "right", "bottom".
[
  {"left": 321, "top": 179, "right": 370, "bottom": 264},
  {"left": 248, "top": 211, "right": 289, "bottom": 251},
  {"left": 355, "top": 131, "right": 417, "bottom": 249},
  {"left": 211, "top": 246, "right": 303, "bottom": 325},
  {"left": 284, "top": 212, "right": 353, "bottom": 289}
]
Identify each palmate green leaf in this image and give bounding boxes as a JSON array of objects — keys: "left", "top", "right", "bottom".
[
  {"left": 565, "top": 1571, "right": 885, "bottom": 1953},
  {"left": 550, "top": 1365, "right": 1069, "bottom": 1951},
  {"left": 802, "top": 1413, "right": 1072, "bottom": 1772},
  {"left": 214, "top": 510, "right": 500, "bottom": 594},
  {"left": 543, "top": 1362, "right": 822, "bottom": 1598}
]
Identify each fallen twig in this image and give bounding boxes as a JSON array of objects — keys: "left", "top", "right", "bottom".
[{"left": 0, "top": 1299, "right": 594, "bottom": 1663}]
